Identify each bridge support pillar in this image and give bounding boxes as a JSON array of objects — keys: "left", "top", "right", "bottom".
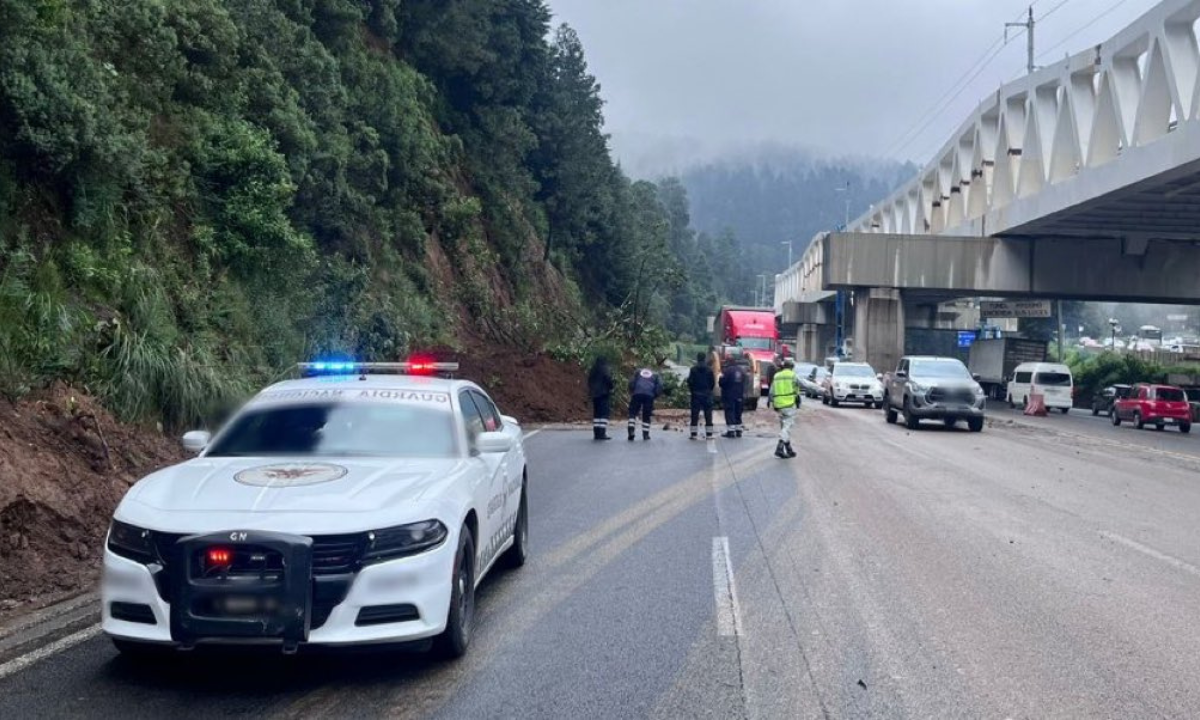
[
  {"left": 794, "top": 323, "right": 836, "bottom": 363},
  {"left": 852, "top": 288, "right": 904, "bottom": 373}
]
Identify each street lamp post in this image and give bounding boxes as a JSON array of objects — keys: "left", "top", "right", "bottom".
[
  {"left": 834, "top": 182, "right": 851, "bottom": 229},
  {"left": 1109, "top": 318, "right": 1121, "bottom": 352}
]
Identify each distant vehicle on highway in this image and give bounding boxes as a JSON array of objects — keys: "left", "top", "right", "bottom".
[
  {"left": 822, "top": 361, "right": 883, "bottom": 408},
  {"left": 883, "top": 356, "right": 985, "bottom": 432},
  {"left": 1007, "top": 362, "right": 1074, "bottom": 413},
  {"left": 1091, "top": 384, "right": 1132, "bottom": 417},
  {"left": 102, "top": 361, "right": 529, "bottom": 659},
  {"left": 801, "top": 366, "right": 828, "bottom": 398},
  {"left": 967, "top": 337, "right": 1048, "bottom": 400},
  {"left": 1112, "top": 383, "right": 1192, "bottom": 433}
]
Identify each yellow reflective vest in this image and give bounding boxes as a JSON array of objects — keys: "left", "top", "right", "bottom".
[{"left": 770, "top": 369, "right": 799, "bottom": 410}]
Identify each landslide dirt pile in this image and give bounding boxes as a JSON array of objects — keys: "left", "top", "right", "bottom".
[
  {"left": 0, "top": 386, "right": 182, "bottom": 612},
  {"left": 430, "top": 345, "right": 592, "bottom": 424}
]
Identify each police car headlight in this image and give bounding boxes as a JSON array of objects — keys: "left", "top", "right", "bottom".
[
  {"left": 107, "top": 520, "right": 156, "bottom": 564},
  {"left": 362, "top": 520, "right": 449, "bottom": 564}
]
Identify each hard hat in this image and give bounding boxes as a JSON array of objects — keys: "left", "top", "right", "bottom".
[{"left": 782, "top": 358, "right": 795, "bottom": 368}]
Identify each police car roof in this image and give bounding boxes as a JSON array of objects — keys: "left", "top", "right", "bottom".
[{"left": 259, "top": 374, "right": 472, "bottom": 395}]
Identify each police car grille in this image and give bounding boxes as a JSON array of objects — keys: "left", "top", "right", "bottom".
[{"left": 310, "top": 535, "right": 366, "bottom": 575}]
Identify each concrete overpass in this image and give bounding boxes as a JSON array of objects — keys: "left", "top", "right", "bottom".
[{"left": 778, "top": 0, "right": 1200, "bottom": 372}]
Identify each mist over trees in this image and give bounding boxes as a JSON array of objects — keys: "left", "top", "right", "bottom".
[{"left": 680, "top": 151, "right": 914, "bottom": 283}]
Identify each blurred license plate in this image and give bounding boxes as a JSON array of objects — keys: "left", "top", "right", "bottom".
[{"left": 220, "top": 596, "right": 279, "bottom": 615}]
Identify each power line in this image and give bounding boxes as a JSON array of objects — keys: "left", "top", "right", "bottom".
[
  {"left": 1035, "top": 0, "right": 1134, "bottom": 62},
  {"left": 1035, "top": 0, "right": 1075, "bottom": 23},
  {"left": 886, "top": 33, "right": 1021, "bottom": 160},
  {"left": 882, "top": 32, "right": 1013, "bottom": 159}
]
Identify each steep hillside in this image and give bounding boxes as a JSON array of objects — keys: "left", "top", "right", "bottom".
[{"left": 0, "top": 0, "right": 694, "bottom": 432}]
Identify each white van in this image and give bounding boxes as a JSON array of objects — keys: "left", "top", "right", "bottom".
[{"left": 1007, "top": 362, "right": 1074, "bottom": 413}]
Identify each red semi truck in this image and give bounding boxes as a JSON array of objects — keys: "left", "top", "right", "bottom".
[{"left": 712, "top": 306, "right": 785, "bottom": 398}]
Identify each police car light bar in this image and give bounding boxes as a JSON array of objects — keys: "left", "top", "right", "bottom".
[{"left": 298, "top": 361, "right": 460, "bottom": 376}]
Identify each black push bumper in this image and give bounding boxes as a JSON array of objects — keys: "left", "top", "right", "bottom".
[{"left": 168, "top": 531, "right": 313, "bottom": 651}]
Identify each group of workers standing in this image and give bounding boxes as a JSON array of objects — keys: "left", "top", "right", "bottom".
[{"left": 586, "top": 352, "right": 800, "bottom": 458}]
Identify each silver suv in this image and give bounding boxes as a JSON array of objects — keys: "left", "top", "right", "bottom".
[{"left": 883, "top": 356, "right": 986, "bottom": 432}]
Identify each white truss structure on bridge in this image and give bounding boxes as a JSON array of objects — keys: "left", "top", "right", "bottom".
[{"left": 853, "top": 0, "right": 1200, "bottom": 238}]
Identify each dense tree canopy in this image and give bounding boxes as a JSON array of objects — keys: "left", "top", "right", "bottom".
[{"left": 0, "top": 0, "right": 745, "bottom": 425}]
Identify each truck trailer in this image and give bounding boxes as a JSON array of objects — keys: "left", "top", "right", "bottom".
[{"left": 967, "top": 337, "right": 1048, "bottom": 399}]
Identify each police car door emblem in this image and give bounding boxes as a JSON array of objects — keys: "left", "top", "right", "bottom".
[{"left": 235, "top": 462, "right": 348, "bottom": 487}]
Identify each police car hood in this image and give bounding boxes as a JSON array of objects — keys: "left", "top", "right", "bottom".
[{"left": 122, "top": 456, "right": 466, "bottom": 517}]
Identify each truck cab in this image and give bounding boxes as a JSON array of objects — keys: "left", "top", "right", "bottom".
[{"left": 714, "top": 306, "right": 781, "bottom": 398}]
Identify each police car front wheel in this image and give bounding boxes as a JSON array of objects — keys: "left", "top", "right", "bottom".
[{"left": 434, "top": 527, "right": 476, "bottom": 659}]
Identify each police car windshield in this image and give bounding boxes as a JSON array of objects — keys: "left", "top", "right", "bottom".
[{"left": 207, "top": 402, "right": 458, "bottom": 458}]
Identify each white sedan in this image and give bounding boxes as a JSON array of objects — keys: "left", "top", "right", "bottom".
[{"left": 101, "top": 362, "right": 528, "bottom": 658}]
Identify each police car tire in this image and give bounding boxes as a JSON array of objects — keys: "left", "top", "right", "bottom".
[
  {"left": 503, "top": 485, "right": 528, "bottom": 570},
  {"left": 434, "top": 528, "right": 476, "bottom": 659}
]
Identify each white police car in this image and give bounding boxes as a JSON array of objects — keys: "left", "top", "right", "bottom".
[{"left": 101, "top": 362, "right": 528, "bottom": 658}]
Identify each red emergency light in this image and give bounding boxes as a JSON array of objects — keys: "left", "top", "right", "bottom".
[{"left": 206, "top": 547, "right": 233, "bottom": 569}]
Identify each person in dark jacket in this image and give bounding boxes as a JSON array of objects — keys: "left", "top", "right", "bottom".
[
  {"left": 588, "top": 356, "right": 615, "bottom": 440},
  {"left": 627, "top": 366, "right": 663, "bottom": 441},
  {"left": 719, "top": 359, "right": 748, "bottom": 438},
  {"left": 686, "top": 352, "right": 716, "bottom": 440}
]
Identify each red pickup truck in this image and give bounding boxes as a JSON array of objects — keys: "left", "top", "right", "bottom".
[{"left": 1111, "top": 383, "right": 1192, "bottom": 433}]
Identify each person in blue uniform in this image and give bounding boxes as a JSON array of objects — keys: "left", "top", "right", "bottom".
[{"left": 627, "top": 367, "right": 663, "bottom": 441}]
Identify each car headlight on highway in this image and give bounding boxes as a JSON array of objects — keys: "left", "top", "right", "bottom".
[
  {"left": 362, "top": 520, "right": 449, "bottom": 564},
  {"left": 107, "top": 520, "right": 157, "bottom": 564}
]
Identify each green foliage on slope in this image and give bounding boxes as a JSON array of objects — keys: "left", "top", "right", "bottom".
[{"left": 0, "top": 0, "right": 744, "bottom": 427}]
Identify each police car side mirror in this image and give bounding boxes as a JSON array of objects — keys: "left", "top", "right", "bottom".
[
  {"left": 475, "top": 431, "right": 514, "bottom": 454},
  {"left": 182, "top": 430, "right": 211, "bottom": 454}
]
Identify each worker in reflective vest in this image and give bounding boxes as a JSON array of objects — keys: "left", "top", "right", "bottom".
[{"left": 769, "top": 358, "right": 799, "bottom": 459}]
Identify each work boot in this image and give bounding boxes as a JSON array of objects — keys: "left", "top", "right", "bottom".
[
  {"left": 735, "top": 429, "right": 743, "bottom": 438},
  {"left": 785, "top": 442, "right": 797, "bottom": 458},
  {"left": 722, "top": 430, "right": 737, "bottom": 438},
  {"left": 593, "top": 428, "right": 602, "bottom": 441},
  {"left": 689, "top": 433, "right": 698, "bottom": 441},
  {"left": 774, "top": 441, "right": 787, "bottom": 459},
  {"left": 628, "top": 428, "right": 635, "bottom": 442},
  {"left": 598, "top": 430, "right": 612, "bottom": 441},
  {"left": 643, "top": 431, "right": 651, "bottom": 441}
]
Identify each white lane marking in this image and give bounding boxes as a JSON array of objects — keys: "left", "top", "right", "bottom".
[
  {"left": 1100, "top": 532, "right": 1200, "bottom": 579},
  {"left": 522, "top": 429, "right": 542, "bottom": 440},
  {"left": 712, "top": 536, "right": 743, "bottom": 637},
  {"left": 0, "top": 623, "right": 102, "bottom": 682}
]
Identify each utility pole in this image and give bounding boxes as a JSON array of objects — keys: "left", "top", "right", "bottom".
[
  {"left": 1056, "top": 299, "right": 1064, "bottom": 360},
  {"left": 1006, "top": 6, "right": 1035, "bottom": 75}
]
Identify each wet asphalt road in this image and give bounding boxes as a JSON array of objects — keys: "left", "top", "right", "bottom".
[{"left": 3, "top": 403, "right": 1200, "bottom": 718}]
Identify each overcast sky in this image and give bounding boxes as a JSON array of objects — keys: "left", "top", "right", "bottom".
[{"left": 546, "top": 0, "right": 1163, "bottom": 172}]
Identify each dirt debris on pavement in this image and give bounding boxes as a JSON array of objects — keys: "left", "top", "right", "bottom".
[{"left": 0, "top": 384, "right": 183, "bottom": 618}]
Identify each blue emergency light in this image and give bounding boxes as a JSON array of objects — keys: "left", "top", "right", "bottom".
[{"left": 298, "top": 360, "right": 460, "bottom": 377}]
